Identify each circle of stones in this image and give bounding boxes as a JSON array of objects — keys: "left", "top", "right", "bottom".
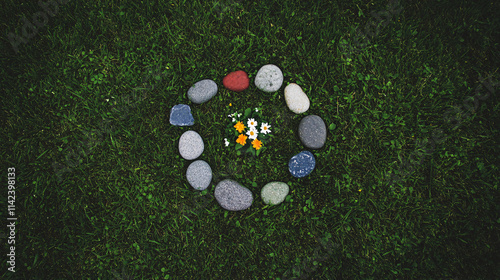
[{"left": 173, "top": 64, "right": 327, "bottom": 211}]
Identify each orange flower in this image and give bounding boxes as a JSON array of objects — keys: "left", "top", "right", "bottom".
[
  {"left": 234, "top": 121, "right": 246, "bottom": 133},
  {"left": 236, "top": 134, "right": 247, "bottom": 145},
  {"left": 251, "top": 138, "right": 262, "bottom": 150}
]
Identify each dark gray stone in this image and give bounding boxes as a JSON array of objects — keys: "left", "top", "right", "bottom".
[
  {"left": 214, "top": 179, "right": 253, "bottom": 211},
  {"left": 289, "top": 151, "right": 316, "bottom": 178},
  {"left": 186, "top": 160, "right": 212, "bottom": 190},
  {"left": 187, "top": 79, "right": 218, "bottom": 104},
  {"left": 298, "top": 115, "right": 327, "bottom": 149},
  {"left": 170, "top": 104, "right": 194, "bottom": 126}
]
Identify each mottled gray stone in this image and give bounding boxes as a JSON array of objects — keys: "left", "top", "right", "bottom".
[
  {"left": 288, "top": 151, "right": 316, "bottom": 178},
  {"left": 187, "top": 79, "right": 218, "bottom": 104},
  {"left": 186, "top": 160, "right": 212, "bottom": 190},
  {"left": 261, "top": 182, "right": 289, "bottom": 206},
  {"left": 214, "top": 179, "right": 253, "bottom": 211},
  {"left": 298, "top": 115, "right": 327, "bottom": 149},
  {"left": 254, "top": 64, "right": 284, "bottom": 93},
  {"left": 170, "top": 104, "right": 194, "bottom": 126},
  {"left": 178, "top": 130, "right": 204, "bottom": 160}
]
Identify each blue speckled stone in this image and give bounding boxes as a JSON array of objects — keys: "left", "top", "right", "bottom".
[
  {"left": 288, "top": 151, "right": 316, "bottom": 178},
  {"left": 170, "top": 104, "right": 194, "bottom": 126}
]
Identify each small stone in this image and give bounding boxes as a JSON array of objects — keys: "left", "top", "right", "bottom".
[
  {"left": 284, "top": 83, "right": 310, "bottom": 114},
  {"left": 178, "top": 130, "right": 204, "bottom": 160},
  {"left": 214, "top": 179, "right": 253, "bottom": 211},
  {"left": 289, "top": 151, "right": 316, "bottom": 178},
  {"left": 186, "top": 160, "right": 212, "bottom": 190},
  {"left": 169, "top": 104, "right": 194, "bottom": 126},
  {"left": 298, "top": 115, "right": 327, "bottom": 149},
  {"left": 261, "top": 182, "right": 289, "bottom": 206},
  {"left": 187, "top": 79, "right": 218, "bottom": 104},
  {"left": 254, "top": 64, "right": 284, "bottom": 93},
  {"left": 222, "top": 70, "right": 250, "bottom": 92}
]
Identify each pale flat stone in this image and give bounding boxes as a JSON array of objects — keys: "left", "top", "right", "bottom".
[{"left": 261, "top": 182, "right": 289, "bottom": 206}]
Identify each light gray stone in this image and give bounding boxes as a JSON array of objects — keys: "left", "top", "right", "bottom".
[
  {"left": 284, "top": 83, "right": 310, "bottom": 114},
  {"left": 298, "top": 115, "right": 327, "bottom": 149},
  {"left": 178, "top": 130, "right": 204, "bottom": 160},
  {"left": 214, "top": 179, "right": 253, "bottom": 211},
  {"left": 254, "top": 64, "right": 284, "bottom": 92},
  {"left": 261, "top": 182, "right": 289, "bottom": 206},
  {"left": 187, "top": 79, "right": 218, "bottom": 104},
  {"left": 186, "top": 160, "right": 212, "bottom": 190}
]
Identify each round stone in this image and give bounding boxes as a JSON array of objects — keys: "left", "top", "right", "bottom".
[
  {"left": 169, "top": 104, "right": 194, "bottom": 126},
  {"left": 284, "top": 83, "right": 310, "bottom": 114},
  {"left": 214, "top": 179, "right": 253, "bottom": 211},
  {"left": 222, "top": 70, "right": 250, "bottom": 92},
  {"left": 178, "top": 130, "right": 204, "bottom": 160},
  {"left": 254, "top": 64, "right": 284, "bottom": 93},
  {"left": 288, "top": 151, "right": 316, "bottom": 178},
  {"left": 298, "top": 115, "right": 327, "bottom": 149},
  {"left": 187, "top": 79, "right": 218, "bottom": 104},
  {"left": 186, "top": 160, "right": 212, "bottom": 191},
  {"left": 261, "top": 182, "right": 289, "bottom": 206}
]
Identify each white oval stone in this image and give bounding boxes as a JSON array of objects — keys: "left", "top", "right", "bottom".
[
  {"left": 254, "top": 64, "right": 284, "bottom": 93},
  {"left": 178, "top": 130, "right": 204, "bottom": 160},
  {"left": 261, "top": 182, "right": 289, "bottom": 206},
  {"left": 284, "top": 83, "right": 310, "bottom": 114}
]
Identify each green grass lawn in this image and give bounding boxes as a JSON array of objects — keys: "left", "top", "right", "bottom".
[{"left": 1, "top": 0, "right": 499, "bottom": 279}]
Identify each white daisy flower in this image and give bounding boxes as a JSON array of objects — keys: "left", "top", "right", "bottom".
[
  {"left": 246, "top": 127, "right": 258, "bottom": 140},
  {"left": 224, "top": 138, "right": 229, "bottom": 146},
  {"left": 260, "top": 123, "right": 271, "bottom": 134},
  {"left": 232, "top": 118, "right": 236, "bottom": 122},
  {"left": 247, "top": 118, "right": 258, "bottom": 128},
  {"left": 255, "top": 108, "right": 259, "bottom": 112}
]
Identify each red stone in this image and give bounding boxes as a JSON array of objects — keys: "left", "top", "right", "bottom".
[{"left": 222, "top": 70, "right": 250, "bottom": 92}]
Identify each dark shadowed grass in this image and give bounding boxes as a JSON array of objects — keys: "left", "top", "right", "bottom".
[{"left": 1, "top": 0, "right": 499, "bottom": 279}]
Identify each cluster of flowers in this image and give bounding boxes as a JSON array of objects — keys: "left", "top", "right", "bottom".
[{"left": 224, "top": 107, "right": 273, "bottom": 156}]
